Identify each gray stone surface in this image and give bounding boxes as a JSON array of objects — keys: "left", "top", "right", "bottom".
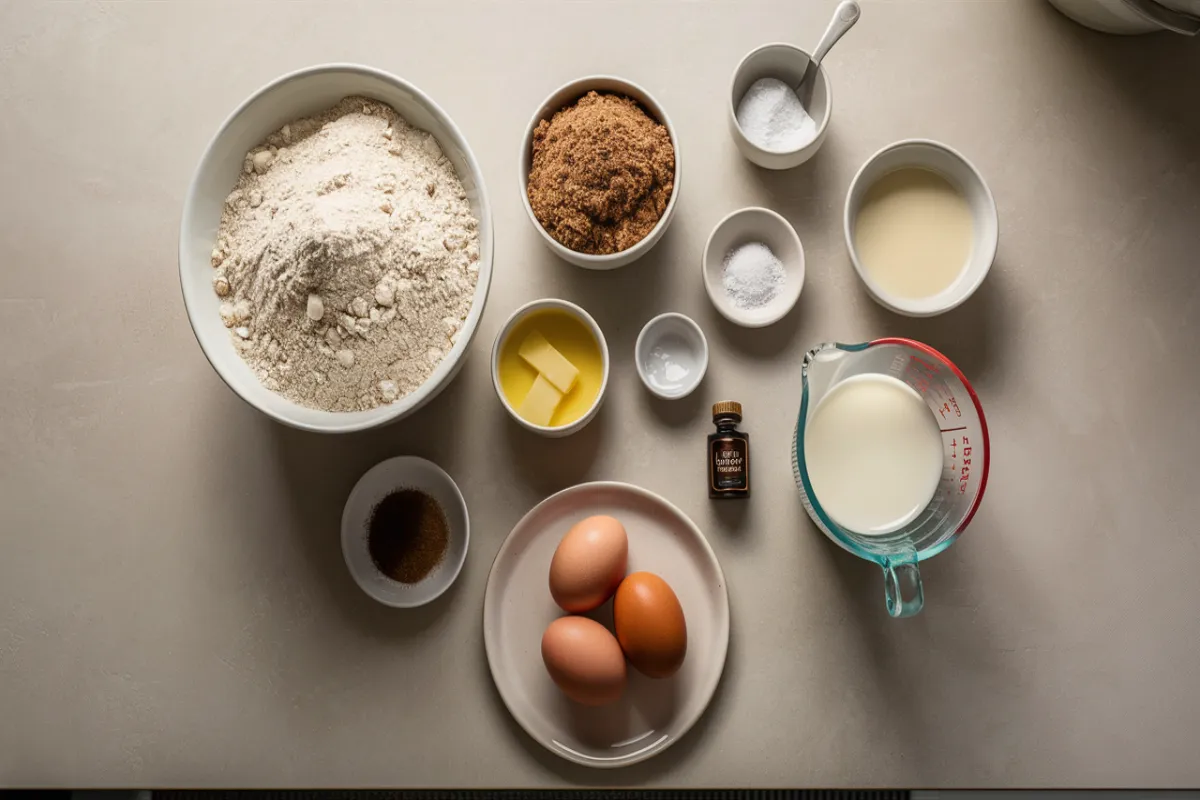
[{"left": 2, "top": 0, "right": 1199, "bottom": 788}]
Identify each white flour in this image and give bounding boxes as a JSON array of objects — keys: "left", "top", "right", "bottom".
[{"left": 210, "top": 96, "right": 480, "bottom": 412}]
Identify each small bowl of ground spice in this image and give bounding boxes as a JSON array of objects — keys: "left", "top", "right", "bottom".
[
  {"left": 520, "top": 76, "right": 681, "bottom": 270},
  {"left": 341, "top": 456, "right": 469, "bottom": 607}
]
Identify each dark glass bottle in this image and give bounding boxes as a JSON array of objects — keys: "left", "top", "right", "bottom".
[{"left": 708, "top": 401, "right": 750, "bottom": 499}]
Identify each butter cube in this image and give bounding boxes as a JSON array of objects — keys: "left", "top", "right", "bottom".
[
  {"left": 518, "top": 374, "right": 564, "bottom": 427},
  {"left": 518, "top": 330, "right": 579, "bottom": 394}
]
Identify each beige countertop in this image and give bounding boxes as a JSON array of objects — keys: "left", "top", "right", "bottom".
[{"left": 3, "top": 0, "right": 1200, "bottom": 788}]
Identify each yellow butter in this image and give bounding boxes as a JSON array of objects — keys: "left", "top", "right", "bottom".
[
  {"left": 498, "top": 310, "right": 602, "bottom": 430},
  {"left": 518, "top": 330, "right": 579, "bottom": 394},
  {"left": 518, "top": 374, "right": 564, "bottom": 427}
]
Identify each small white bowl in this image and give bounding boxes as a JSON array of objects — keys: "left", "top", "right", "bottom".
[
  {"left": 491, "top": 299, "right": 610, "bottom": 438},
  {"left": 519, "top": 75, "right": 681, "bottom": 270},
  {"left": 635, "top": 313, "right": 709, "bottom": 400},
  {"left": 341, "top": 456, "right": 469, "bottom": 608},
  {"left": 703, "top": 207, "right": 806, "bottom": 328},
  {"left": 844, "top": 139, "right": 999, "bottom": 317},
  {"left": 729, "top": 43, "right": 832, "bottom": 170},
  {"left": 179, "top": 63, "right": 493, "bottom": 433}
]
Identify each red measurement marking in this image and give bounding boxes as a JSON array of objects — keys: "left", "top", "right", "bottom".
[
  {"left": 903, "top": 354, "right": 946, "bottom": 398},
  {"left": 907, "top": 373, "right": 932, "bottom": 395},
  {"left": 941, "top": 426, "right": 967, "bottom": 433},
  {"left": 959, "top": 436, "right": 972, "bottom": 493},
  {"left": 870, "top": 337, "right": 990, "bottom": 532},
  {"left": 910, "top": 354, "right": 941, "bottom": 374}
]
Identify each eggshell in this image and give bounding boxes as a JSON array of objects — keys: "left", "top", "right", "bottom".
[
  {"left": 613, "top": 571, "right": 687, "bottom": 679},
  {"left": 548, "top": 515, "right": 628, "bottom": 613},
  {"left": 540, "top": 616, "right": 628, "bottom": 706}
]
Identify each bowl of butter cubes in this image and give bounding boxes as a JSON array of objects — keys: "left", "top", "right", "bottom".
[{"left": 491, "top": 298, "right": 611, "bottom": 438}]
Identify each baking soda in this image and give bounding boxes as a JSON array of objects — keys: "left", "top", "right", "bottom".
[
  {"left": 722, "top": 242, "right": 785, "bottom": 310},
  {"left": 735, "top": 77, "right": 817, "bottom": 152}
]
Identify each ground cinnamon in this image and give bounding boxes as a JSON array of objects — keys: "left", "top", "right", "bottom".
[
  {"left": 366, "top": 488, "right": 449, "bottom": 584},
  {"left": 527, "top": 91, "right": 675, "bottom": 255}
]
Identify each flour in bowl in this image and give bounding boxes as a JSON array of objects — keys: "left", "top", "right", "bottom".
[{"left": 210, "top": 96, "right": 480, "bottom": 412}]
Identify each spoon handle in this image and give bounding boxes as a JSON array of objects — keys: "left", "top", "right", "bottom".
[{"left": 811, "top": 0, "right": 861, "bottom": 66}]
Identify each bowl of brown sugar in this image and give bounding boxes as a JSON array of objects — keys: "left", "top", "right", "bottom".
[
  {"left": 341, "top": 456, "right": 469, "bottom": 607},
  {"left": 520, "top": 76, "right": 681, "bottom": 270}
]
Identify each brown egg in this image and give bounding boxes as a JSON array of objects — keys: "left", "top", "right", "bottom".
[
  {"left": 548, "top": 515, "right": 628, "bottom": 613},
  {"left": 540, "top": 616, "right": 627, "bottom": 706},
  {"left": 613, "top": 571, "right": 687, "bottom": 679}
]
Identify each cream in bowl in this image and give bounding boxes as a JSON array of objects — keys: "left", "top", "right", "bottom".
[
  {"left": 844, "top": 139, "right": 998, "bottom": 317},
  {"left": 492, "top": 299, "right": 609, "bottom": 437}
]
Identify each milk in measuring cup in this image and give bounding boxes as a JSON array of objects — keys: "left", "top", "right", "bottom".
[{"left": 803, "top": 373, "right": 943, "bottom": 535}]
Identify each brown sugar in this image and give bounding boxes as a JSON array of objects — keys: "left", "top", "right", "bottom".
[{"left": 527, "top": 92, "right": 675, "bottom": 256}]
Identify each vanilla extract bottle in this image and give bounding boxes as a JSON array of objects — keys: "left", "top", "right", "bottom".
[{"left": 708, "top": 401, "right": 750, "bottom": 499}]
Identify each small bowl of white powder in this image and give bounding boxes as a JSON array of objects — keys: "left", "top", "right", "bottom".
[
  {"left": 728, "top": 43, "right": 832, "bottom": 170},
  {"left": 635, "top": 313, "right": 708, "bottom": 400},
  {"left": 702, "top": 207, "right": 805, "bottom": 328}
]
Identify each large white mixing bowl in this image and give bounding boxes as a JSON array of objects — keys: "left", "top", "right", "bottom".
[{"left": 179, "top": 64, "right": 493, "bottom": 433}]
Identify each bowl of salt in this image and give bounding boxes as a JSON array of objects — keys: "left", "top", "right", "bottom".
[
  {"left": 728, "top": 42, "right": 832, "bottom": 170},
  {"left": 702, "top": 207, "right": 805, "bottom": 328}
]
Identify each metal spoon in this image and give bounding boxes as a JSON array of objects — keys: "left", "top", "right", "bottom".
[{"left": 796, "top": 0, "right": 861, "bottom": 107}]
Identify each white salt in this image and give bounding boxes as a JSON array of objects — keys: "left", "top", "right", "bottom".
[
  {"left": 735, "top": 77, "right": 817, "bottom": 152},
  {"left": 722, "top": 242, "right": 786, "bottom": 310}
]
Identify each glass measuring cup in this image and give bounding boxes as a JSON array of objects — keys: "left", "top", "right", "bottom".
[{"left": 792, "top": 338, "right": 990, "bottom": 617}]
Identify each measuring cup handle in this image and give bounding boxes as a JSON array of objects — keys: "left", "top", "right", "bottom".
[{"left": 882, "top": 557, "right": 924, "bottom": 617}]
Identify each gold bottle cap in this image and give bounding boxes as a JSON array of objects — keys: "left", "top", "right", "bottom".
[{"left": 713, "top": 401, "right": 742, "bottom": 419}]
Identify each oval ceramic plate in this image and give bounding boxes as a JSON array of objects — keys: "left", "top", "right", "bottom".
[{"left": 483, "top": 482, "right": 729, "bottom": 768}]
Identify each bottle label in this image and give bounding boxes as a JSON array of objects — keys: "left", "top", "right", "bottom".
[{"left": 710, "top": 437, "right": 749, "bottom": 492}]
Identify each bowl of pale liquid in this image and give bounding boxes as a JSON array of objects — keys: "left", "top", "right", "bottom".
[{"left": 844, "top": 139, "right": 997, "bottom": 317}]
